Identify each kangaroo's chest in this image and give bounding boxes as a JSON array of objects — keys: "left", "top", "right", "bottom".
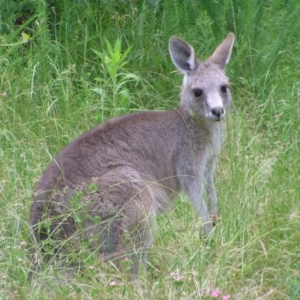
[
  {"left": 207, "top": 122, "right": 226, "bottom": 157},
  {"left": 190, "top": 121, "right": 226, "bottom": 163}
]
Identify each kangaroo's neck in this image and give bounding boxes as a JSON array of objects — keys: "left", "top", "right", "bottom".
[{"left": 178, "top": 106, "right": 227, "bottom": 154}]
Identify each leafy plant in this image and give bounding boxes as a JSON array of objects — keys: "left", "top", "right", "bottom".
[{"left": 91, "top": 38, "right": 140, "bottom": 117}]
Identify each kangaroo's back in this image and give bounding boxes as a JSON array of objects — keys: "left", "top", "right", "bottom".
[
  {"left": 32, "top": 109, "right": 183, "bottom": 198},
  {"left": 29, "top": 33, "right": 235, "bottom": 278}
]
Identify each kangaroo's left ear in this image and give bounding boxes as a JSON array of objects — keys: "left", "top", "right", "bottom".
[{"left": 208, "top": 33, "right": 235, "bottom": 69}]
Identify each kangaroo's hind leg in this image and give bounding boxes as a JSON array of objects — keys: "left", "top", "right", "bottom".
[{"left": 82, "top": 169, "right": 157, "bottom": 278}]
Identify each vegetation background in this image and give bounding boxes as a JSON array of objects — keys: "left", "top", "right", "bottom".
[{"left": 1, "top": 0, "right": 300, "bottom": 299}]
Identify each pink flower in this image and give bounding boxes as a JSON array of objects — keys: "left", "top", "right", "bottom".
[
  {"left": 211, "top": 289, "right": 221, "bottom": 298},
  {"left": 109, "top": 280, "right": 116, "bottom": 286},
  {"left": 170, "top": 272, "right": 184, "bottom": 281},
  {"left": 222, "top": 295, "right": 230, "bottom": 300},
  {"left": 1, "top": 92, "right": 7, "bottom": 97}
]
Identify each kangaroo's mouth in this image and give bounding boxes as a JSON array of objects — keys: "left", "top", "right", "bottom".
[{"left": 206, "top": 112, "right": 225, "bottom": 121}]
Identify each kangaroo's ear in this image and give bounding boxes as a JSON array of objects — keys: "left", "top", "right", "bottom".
[
  {"left": 169, "top": 37, "right": 197, "bottom": 74},
  {"left": 208, "top": 32, "right": 235, "bottom": 69}
]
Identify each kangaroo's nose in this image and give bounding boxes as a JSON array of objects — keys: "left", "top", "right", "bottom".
[{"left": 211, "top": 107, "right": 224, "bottom": 119}]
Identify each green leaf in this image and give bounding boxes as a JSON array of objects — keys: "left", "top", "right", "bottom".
[
  {"left": 119, "top": 73, "right": 140, "bottom": 83},
  {"left": 73, "top": 214, "right": 81, "bottom": 223},
  {"left": 94, "top": 77, "right": 107, "bottom": 83},
  {"left": 121, "top": 45, "right": 133, "bottom": 61},
  {"left": 119, "top": 89, "right": 131, "bottom": 100},
  {"left": 90, "top": 87, "right": 104, "bottom": 95},
  {"left": 91, "top": 49, "right": 106, "bottom": 61},
  {"left": 114, "top": 38, "right": 122, "bottom": 55},
  {"left": 104, "top": 38, "right": 114, "bottom": 57}
]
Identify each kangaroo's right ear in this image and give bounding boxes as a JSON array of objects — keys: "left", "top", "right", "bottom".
[{"left": 169, "top": 37, "right": 197, "bottom": 74}]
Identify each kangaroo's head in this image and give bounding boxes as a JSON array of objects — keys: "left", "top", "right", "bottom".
[{"left": 169, "top": 33, "right": 235, "bottom": 121}]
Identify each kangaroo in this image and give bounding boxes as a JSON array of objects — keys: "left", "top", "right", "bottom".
[{"left": 29, "top": 33, "right": 235, "bottom": 277}]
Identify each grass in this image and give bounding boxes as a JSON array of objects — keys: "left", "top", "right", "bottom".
[{"left": 1, "top": 0, "right": 300, "bottom": 299}]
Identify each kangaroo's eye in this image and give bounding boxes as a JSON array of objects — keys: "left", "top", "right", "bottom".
[
  {"left": 194, "top": 89, "right": 203, "bottom": 97},
  {"left": 220, "top": 85, "right": 228, "bottom": 93}
]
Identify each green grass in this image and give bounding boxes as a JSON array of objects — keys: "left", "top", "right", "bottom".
[{"left": 1, "top": 0, "right": 300, "bottom": 299}]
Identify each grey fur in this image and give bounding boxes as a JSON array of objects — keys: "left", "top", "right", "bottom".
[{"left": 29, "top": 33, "right": 235, "bottom": 276}]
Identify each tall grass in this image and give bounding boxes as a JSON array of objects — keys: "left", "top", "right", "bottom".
[{"left": 1, "top": 0, "right": 300, "bottom": 299}]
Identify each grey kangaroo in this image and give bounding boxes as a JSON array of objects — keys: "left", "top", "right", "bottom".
[{"left": 30, "top": 33, "right": 235, "bottom": 276}]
